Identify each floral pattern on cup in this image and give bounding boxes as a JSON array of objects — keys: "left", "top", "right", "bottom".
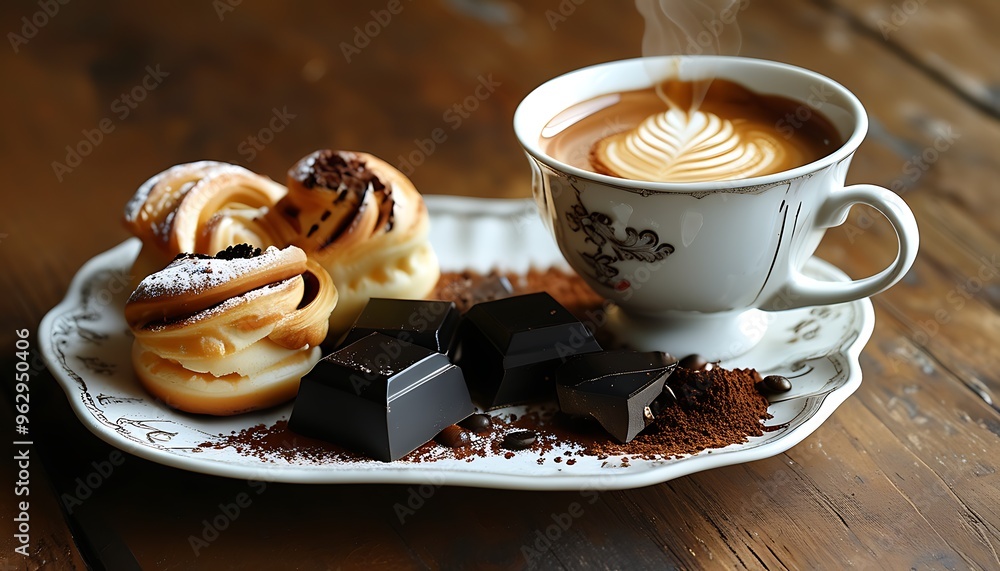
[{"left": 565, "top": 184, "right": 675, "bottom": 289}]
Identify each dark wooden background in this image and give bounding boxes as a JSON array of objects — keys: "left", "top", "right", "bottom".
[{"left": 1, "top": 0, "right": 998, "bottom": 569}]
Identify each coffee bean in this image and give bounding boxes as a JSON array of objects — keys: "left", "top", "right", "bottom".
[
  {"left": 435, "top": 425, "right": 470, "bottom": 448},
  {"left": 459, "top": 413, "right": 492, "bottom": 433},
  {"left": 678, "top": 354, "right": 713, "bottom": 371},
  {"left": 757, "top": 375, "right": 792, "bottom": 394},
  {"left": 502, "top": 430, "right": 536, "bottom": 451}
]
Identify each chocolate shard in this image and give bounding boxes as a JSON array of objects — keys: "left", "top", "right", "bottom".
[
  {"left": 556, "top": 350, "right": 677, "bottom": 443},
  {"left": 342, "top": 298, "right": 461, "bottom": 356},
  {"left": 289, "top": 333, "right": 474, "bottom": 462},
  {"left": 456, "top": 292, "right": 602, "bottom": 409}
]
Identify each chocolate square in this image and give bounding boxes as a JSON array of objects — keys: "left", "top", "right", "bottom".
[
  {"left": 556, "top": 350, "right": 676, "bottom": 443},
  {"left": 289, "top": 333, "right": 474, "bottom": 461},
  {"left": 456, "top": 292, "right": 602, "bottom": 408},
  {"left": 342, "top": 298, "right": 460, "bottom": 356}
]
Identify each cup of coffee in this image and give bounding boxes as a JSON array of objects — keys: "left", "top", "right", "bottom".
[{"left": 513, "top": 56, "right": 918, "bottom": 359}]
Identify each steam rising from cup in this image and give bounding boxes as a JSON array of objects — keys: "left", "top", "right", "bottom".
[{"left": 635, "top": 0, "right": 744, "bottom": 111}]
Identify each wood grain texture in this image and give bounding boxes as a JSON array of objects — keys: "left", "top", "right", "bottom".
[
  {"left": 824, "top": 0, "right": 1000, "bottom": 117},
  {"left": 0, "top": 0, "right": 998, "bottom": 568}
]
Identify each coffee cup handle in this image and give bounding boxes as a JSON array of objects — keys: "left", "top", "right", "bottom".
[{"left": 761, "top": 184, "right": 919, "bottom": 311}]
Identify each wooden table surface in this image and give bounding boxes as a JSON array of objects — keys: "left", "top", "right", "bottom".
[{"left": 2, "top": 0, "right": 999, "bottom": 569}]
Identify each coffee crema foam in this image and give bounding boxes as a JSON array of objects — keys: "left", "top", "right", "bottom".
[
  {"left": 541, "top": 78, "right": 843, "bottom": 184},
  {"left": 592, "top": 108, "right": 788, "bottom": 182}
]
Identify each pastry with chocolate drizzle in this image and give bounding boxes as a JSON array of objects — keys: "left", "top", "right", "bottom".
[{"left": 266, "top": 150, "right": 439, "bottom": 336}]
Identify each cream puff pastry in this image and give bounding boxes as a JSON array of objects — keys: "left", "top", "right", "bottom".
[
  {"left": 265, "top": 150, "right": 439, "bottom": 336},
  {"left": 125, "top": 244, "right": 337, "bottom": 415},
  {"left": 123, "top": 161, "right": 287, "bottom": 284}
]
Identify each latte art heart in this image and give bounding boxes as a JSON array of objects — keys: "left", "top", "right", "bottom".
[
  {"left": 591, "top": 109, "right": 789, "bottom": 183},
  {"left": 541, "top": 78, "right": 842, "bottom": 185}
]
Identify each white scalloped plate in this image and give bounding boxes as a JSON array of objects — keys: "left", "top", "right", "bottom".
[{"left": 39, "top": 196, "right": 873, "bottom": 490}]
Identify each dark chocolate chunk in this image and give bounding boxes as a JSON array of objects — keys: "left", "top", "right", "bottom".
[
  {"left": 757, "top": 375, "right": 792, "bottom": 394},
  {"left": 343, "top": 298, "right": 460, "bottom": 356},
  {"left": 502, "top": 430, "right": 536, "bottom": 451},
  {"left": 556, "top": 350, "right": 677, "bottom": 443},
  {"left": 435, "top": 425, "right": 470, "bottom": 448},
  {"left": 289, "top": 333, "right": 474, "bottom": 462},
  {"left": 456, "top": 292, "right": 602, "bottom": 408},
  {"left": 458, "top": 413, "right": 492, "bottom": 433}
]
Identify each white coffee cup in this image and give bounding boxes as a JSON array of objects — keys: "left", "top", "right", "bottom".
[{"left": 514, "top": 56, "right": 918, "bottom": 359}]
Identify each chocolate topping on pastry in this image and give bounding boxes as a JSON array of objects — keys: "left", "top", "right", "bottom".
[
  {"left": 298, "top": 149, "right": 386, "bottom": 195},
  {"left": 214, "top": 243, "right": 264, "bottom": 260},
  {"left": 265, "top": 149, "right": 438, "bottom": 336},
  {"left": 285, "top": 150, "right": 395, "bottom": 244}
]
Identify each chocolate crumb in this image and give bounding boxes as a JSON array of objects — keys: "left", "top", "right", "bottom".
[{"left": 214, "top": 243, "right": 262, "bottom": 260}]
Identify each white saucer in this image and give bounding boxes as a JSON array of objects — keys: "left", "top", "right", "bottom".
[{"left": 39, "top": 196, "right": 873, "bottom": 490}]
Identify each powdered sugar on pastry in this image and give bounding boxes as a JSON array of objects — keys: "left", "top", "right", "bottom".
[{"left": 124, "top": 244, "right": 338, "bottom": 416}]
